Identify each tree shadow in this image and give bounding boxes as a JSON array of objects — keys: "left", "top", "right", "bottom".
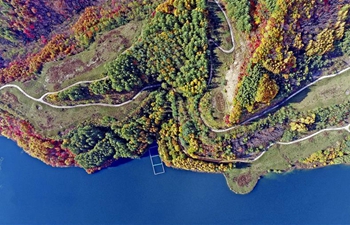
[
  {"left": 284, "top": 87, "right": 311, "bottom": 105},
  {"left": 110, "top": 157, "right": 133, "bottom": 168},
  {"left": 242, "top": 85, "right": 312, "bottom": 125},
  {"left": 207, "top": 1, "right": 225, "bottom": 43},
  {"left": 206, "top": 1, "right": 233, "bottom": 89},
  {"left": 235, "top": 162, "right": 251, "bottom": 169},
  {"left": 208, "top": 45, "right": 223, "bottom": 89}
]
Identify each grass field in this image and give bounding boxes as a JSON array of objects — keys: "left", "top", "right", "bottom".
[
  {"left": 224, "top": 130, "right": 348, "bottom": 194},
  {"left": 289, "top": 68, "right": 350, "bottom": 111},
  {"left": 1, "top": 87, "right": 150, "bottom": 138},
  {"left": 203, "top": 2, "right": 237, "bottom": 129},
  {"left": 0, "top": 20, "right": 149, "bottom": 139},
  {"left": 11, "top": 21, "right": 144, "bottom": 98},
  {"left": 208, "top": 1, "right": 233, "bottom": 50},
  {"left": 225, "top": 146, "right": 289, "bottom": 194},
  {"left": 214, "top": 49, "right": 234, "bottom": 81},
  {"left": 278, "top": 130, "right": 348, "bottom": 162},
  {"left": 200, "top": 88, "right": 228, "bottom": 128},
  {"left": 222, "top": 60, "right": 350, "bottom": 194}
]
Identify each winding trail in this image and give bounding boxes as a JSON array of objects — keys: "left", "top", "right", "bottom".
[
  {"left": 207, "top": 0, "right": 235, "bottom": 84},
  {"left": 210, "top": 0, "right": 235, "bottom": 54},
  {"left": 251, "top": 123, "right": 350, "bottom": 163},
  {"left": 0, "top": 0, "right": 234, "bottom": 109},
  {"left": 38, "top": 77, "right": 108, "bottom": 101},
  {"left": 206, "top": 66, "right": 350, "bottom": 133},
  {"left": 0, "top": 81, "right": 160, "bottom": 109},
  {"left": 195, "top": 150, "right": 266, "bottom": 163},
  {"left": 198, "top": 1, "right": 350, "bottom": 163},
  {"left": 200, "top": 123, "right": 350, "bottom": 164},
  {"left": 276, "top": 124, "right": 350, "bottom": 145},
  {"left": 196, "top": 65, "right": 350, "bottom": 163},
  {"left": 0, "top": 1, "right": 233, "bottom": 109},
  {"left": 0, "top": 0, "right": 348, "bottom": 165}
]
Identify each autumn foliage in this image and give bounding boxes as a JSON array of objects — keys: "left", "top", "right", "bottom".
[
  {"left": 0, "top": 111, "right": 77, "bottom": 167},
  {"left": 255, "top": 74, "right": 279, "bottom": 104},
  {"left": 0, "top": 34, "right": 75, "bottom": 83},
  {"left": 229, "top": 0, "right": 350, "bottom": 123},
  {"left": 0, "top": 0, "right": 163, "bottom": 84},
  {"left": 0, "top": 0, "right": 94, "bottom": 40}
]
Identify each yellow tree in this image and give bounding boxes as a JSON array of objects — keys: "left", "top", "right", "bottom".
[{"left": 255, "top": 74, "right": 279, "bottom": 104}]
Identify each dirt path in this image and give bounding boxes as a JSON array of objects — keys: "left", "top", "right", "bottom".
[
  {"left": 39, "top": 77, "right": 108, "bottom": 101},
  {"left": 276, "top": 124, "right": 350, "bottom": 145},
  {"left": 192, "top": 123, "right": 350, "bottom": 164},
  {"left": 0, "top": 81, "right": 160, "bottom": 109},
  {"left": 207, "top": 66, "right": 350, "bottom": 133},
  {"left": 212, "top": 0, "right": 235, "bottom": 54},
  {"left": 208, "top": 0, "right": 236, "bottom": 84}
]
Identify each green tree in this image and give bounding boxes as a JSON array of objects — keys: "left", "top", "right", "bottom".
[
  {"left": 340, "top": 30, "right": 350, "bottom": 56},
  {"left": 236, "top": 64, "right": 263, "bottom": 110},
  {"left": 107, "top": 54, "right": 142, "bottom": 92},
  {"left": 63, "top": 125, "right": 105, "bottom": 155},
  {"left": 226, "top": 0, "right": 252, "bottom": 32}
]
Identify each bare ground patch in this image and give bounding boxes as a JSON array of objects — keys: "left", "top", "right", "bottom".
[
  {"left": 13, "top": 21, "right": 144, "bottom": 98},
  {"left": 224, "top": 38, "right": 248, "bottom": 111},
  {"left": 234, "top": 172, "right": 253, "bottom": 187},
  {"left": 44, "top": 22, "right": 140, "bottom": 87},
  {"left": 1, "top": 91, "right": 19, "bottom": 104},
  {"left": 213, "top": 91, "right": 225, "bottom": 112},
  {"left": 46, "top": 58, "right": 87, "bottom": 86}
]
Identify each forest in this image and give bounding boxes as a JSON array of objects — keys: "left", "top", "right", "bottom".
[
  {"left": 0, "top": 0, "right": 163, "bottom": 83},
  {"left": 226, "top": 0, "right": 350, "bottom": 123},
  {"left": 52, "top": 0, "right": 235, "bottom": 172}
]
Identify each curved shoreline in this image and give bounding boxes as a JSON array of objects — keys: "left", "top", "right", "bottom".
[
  {"left": 225, "top": 124, "right": 350, "bottom": 194},
  {"left": 0, "top": 0, "right": 348, "bottom": 175}
]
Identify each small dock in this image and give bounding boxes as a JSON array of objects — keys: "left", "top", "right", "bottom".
[{"left": 149, "top": 146, "right": 165, "bottom": 175}]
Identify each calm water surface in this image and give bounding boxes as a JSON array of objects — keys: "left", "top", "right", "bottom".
[{"left": 1, "top": 136, "right": 350, "bottom": 225}]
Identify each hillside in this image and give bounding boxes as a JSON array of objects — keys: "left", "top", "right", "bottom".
[{"left": 0, "top": 0, "right": 350, "bottom": 193}]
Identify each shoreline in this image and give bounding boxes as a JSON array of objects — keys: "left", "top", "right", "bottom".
[{"left": 225, "top": 163, "right": 350, "bottom": 194}]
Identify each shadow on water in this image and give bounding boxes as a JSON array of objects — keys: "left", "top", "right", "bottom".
[
  {"left": 109, "top": 142, "right": 158, "bottom": 168},
  {"left": 110, "top": 158, "right": 133, "bottom": 168}
]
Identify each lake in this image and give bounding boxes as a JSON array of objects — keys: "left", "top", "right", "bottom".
[{"left": 1, "top": 136, "right": 350, "bottom": 225}]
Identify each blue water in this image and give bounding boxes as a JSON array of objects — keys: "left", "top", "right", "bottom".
[{"left": 1, "top": 136, "right": 350, "bottom": 225}]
